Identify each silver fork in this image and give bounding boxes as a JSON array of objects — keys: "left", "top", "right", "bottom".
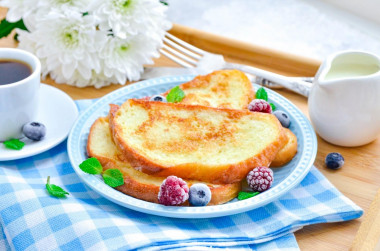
[{"left": 157, "top": 32, "right": 313, "bottom": 97}]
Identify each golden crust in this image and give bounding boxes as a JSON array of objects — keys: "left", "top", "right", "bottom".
[
  {"left": 87, "top": 69, "right": 298, "bottom": 205},
  {"left": 110, "top": 99, "right": 287, "bottom": 184},
  {"left": 162, "top": 69, "right": 255, "bottom": 109},
  {"left": 271, "top": 128, "right": 298, "bottom": 167},
  {"left": 87, "top": 117, "right": 241, "bottom": 205}
]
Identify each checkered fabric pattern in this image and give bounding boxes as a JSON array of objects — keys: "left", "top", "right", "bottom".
[{"left": 0, "top": 100, "right": 362, "bottom": 251}]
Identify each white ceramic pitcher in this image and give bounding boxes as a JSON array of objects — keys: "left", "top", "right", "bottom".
[{"left": 308, "top": 51, "right": 380, "bottom": 147}]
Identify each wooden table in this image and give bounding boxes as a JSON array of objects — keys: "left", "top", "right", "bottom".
[{"left": 1, "top": 8, "right": 380, "bottom": 250}]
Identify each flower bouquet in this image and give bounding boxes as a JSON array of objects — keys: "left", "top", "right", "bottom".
[{"left": 0, "top": 0, "right": 171, "bottom": 88}]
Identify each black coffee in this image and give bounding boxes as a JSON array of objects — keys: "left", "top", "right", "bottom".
[{"left": 0, "top": 60, "right": 32, "bottom": 85}]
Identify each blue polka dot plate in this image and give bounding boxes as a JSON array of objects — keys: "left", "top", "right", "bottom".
[{"left": 67, "top": 75, "right": 317, "bottom": 218}]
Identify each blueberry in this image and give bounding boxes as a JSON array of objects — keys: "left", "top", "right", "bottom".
[
  {"left": 189, "top": 183, "right": 211, "bottom": 206},
  {"left": 325, "top": 152, "right": 344, "bottom": 170},
  {"left": 150, "top": 95, "right": 167, "bottom": 102},
  {"left": 273, "top": 110, "right": 290, "bottom": 128},
  {"left": 23, "top": 122, "right": 46, "bottom": 141}
]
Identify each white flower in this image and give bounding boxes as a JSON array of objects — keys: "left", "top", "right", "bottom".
[
  {"left": 16, "top": 28, "right": 48, "bottom": 77},
  {"left": 100, "top": 35, "right": 160, "bottom": 84},
  {"left": 0, "top": 0, "right": 40, "bottom": 22},
  {"left": 5, "top": 0, "right": 171, "bottom": 88},
  {"left": 38, "top": 0, "right": 91, "bottom": 13},
  {"left": 0, "top": 0, "right": 91, "bottom": 30},
  {"left": 89, "top": 0, "right": 171, "bottom": 39},
  {"left": 52, "top": 70, "right": 119, "bottom": 88},
  {"left": 18, "top": 9, "right": 107, "bottom": 87}
]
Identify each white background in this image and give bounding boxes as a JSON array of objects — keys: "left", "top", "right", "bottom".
[{"left": 166, "top": 0, "right": 380, "bottom": 61}]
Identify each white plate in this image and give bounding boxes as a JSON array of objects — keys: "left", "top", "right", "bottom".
[
  {"left": 68, "top": 75, "right": 317, "bottom": 218},
  {"left": 0, "top": 84, "right": 78, "bottom": 161}
]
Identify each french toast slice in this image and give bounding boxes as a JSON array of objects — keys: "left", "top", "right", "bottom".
[
  {"left": 109, "top": 99, "right": 287, "bottom": 184},
  {"left": 270, "top": 128, "right": 298, "bottom": 167},
  {"left": 87, "top": 117, "right": 240, "bottom": 205},
  {"left": 110, "top": 104, "right": 296, "bottom": 168},
  {"left": 162, "top": 69, "right": 255, "bottom": 109}
]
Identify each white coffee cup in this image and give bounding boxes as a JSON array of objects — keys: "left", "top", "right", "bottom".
[{"left": 0, "top": 48, "right": 41, "bottom": 142}]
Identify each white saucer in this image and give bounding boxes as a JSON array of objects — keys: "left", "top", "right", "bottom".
[{"left": 0, "top": 84, "right": 78, "bottom": 161}]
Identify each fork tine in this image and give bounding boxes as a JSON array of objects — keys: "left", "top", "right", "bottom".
[
  {"left": 164, "top": 32, "right": 203, "bottom": 56},
  {"left": 163, "top": 38, "right": 202, "bottom": 61},
  {"left": 162, "top": 44, "right": 198, "bottom": 65},
  {"left": 159, "top": 49, "right": 195, "bottom": 68}
]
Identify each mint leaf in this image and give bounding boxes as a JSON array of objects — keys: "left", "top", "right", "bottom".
[
  {"left": 256, "top": 87, "right": 268, "bottom": 101},
  {"left": 0, "top": 18, "right": 28, "bottom": 39},
  {"left": 159, "top": 0, "right": 168, "bottom": 5},
  {"left": 79, "top": 158, "right": 124, "bottom": 188},
  {"left": 3, "top": 139, "right": 25, "bottom": 150},
  {"left": 102, "top": 169, "right": 124, "bottom": 187},
  {"left": 46, "top": 176, "right": 69, "bottom": 198},
  {"left": 79, "top": 157, "right": 103, "bottom": 174},
  {"left": 166, "top": 86, "right": 185, "bottom": 103},
  {"left": 237, "top": 191, "right": 260, "bottom": 200},
  {"left": 270, "top": 103, "right": 276, "bottom": 111}
]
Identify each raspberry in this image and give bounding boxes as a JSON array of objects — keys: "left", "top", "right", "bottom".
[
  {"left": 246, "top": 167, "right": 274, "bottom": 192},
  {"left": 248, "top": 99, "right": 272, "bottom": 113},
  {"left": 158, "top": 176, "right": 189, "bottom": 206}
]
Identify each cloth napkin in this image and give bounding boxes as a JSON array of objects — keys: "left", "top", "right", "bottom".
[{"left": 0, "top": 100, "right": 363, "bottom": 251}]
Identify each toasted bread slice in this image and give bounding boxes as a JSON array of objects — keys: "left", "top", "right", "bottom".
[
  {"left": 110, "top": 99, "right": 286, "bottom": 184},
  {"left": 87, "top": 117, "right": 240, "bottom": 205},
  {"left": 162, "top": 69, "right": 255, "bottom": 109},
  {"left": 270, "top": 128, "right": 297, "bottom": 167},
  {"left": 111, "top": 104, "right": 296, "bottom": 168}
]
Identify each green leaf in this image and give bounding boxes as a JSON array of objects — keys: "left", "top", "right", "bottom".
[
  {"left": 0, "top": 18, "right": 28, "bottom": 39},
  {"left": 102, "top": 169, "right": 124, "bottom": 188},
  {"left": 270, "top": 103, "right": 276, "bottom": 111},
  {"left": 159, "top": 0, "right": 168, "bottom": 5},
  {"left": 256, "top": 87, "right": 268, "bottom": 101},
  {"left": 237, "top": 191, "right": 260, "bottom": 200},
  {"left": 3, "top": 139, "right": 25, "bottom": 150},
  {"left": 166, "top": 86, "right": 185, "bottom": 103},
  {"left": 13, "top": 33, "right": 19, "bottom": 41},
  {"left": 46, "top": 176, "right": 69, "bottom": 198},
  {"left": 79, "top": 157, "right": 103, "bottom": 174}
]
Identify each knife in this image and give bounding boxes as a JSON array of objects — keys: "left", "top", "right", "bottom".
[{"left": 141, "top": 67, "right": 313, "bottom": 88}]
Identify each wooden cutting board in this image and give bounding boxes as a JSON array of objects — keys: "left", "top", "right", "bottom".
[
  {"left": 1, "top": 7, "right": 379, "bottom": 250},
  {"left": 171, "top": 24, "right": 380, "bottom": 251}
]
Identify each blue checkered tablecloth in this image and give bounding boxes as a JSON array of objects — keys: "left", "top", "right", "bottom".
[{"left": 0, "top": 100, "right": 363, "bottom": 251}]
